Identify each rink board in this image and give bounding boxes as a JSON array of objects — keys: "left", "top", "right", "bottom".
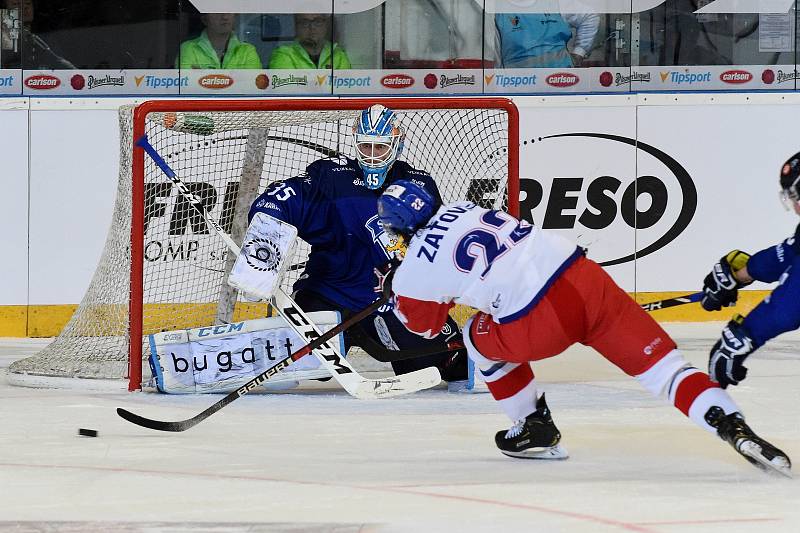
[{"left": 0, "top": 93, "right": 798, "bottom": 335}]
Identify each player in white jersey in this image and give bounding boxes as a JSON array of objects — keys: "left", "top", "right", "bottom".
[{"left": 376, "top": 180, "right": 791, "bottom": 476}]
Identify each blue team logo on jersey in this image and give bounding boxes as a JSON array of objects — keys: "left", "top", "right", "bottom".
[{"left": 365, "top": 214, "right": 404, "bottom": 260}]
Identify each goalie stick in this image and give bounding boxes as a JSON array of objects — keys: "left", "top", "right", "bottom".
[
  {"left": 133, "top": 135, "right": 440, "bottom": 401},
  {"left": 117, "top": 293, "right": 393, "bottom": 431}
]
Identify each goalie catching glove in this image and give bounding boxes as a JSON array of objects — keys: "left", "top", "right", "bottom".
[
  {"left": 709, "top": 314, "right": 756, "bottom": 389},
  {"left": 701, "top": 250, "right": 751, "bottom": 311},
  {"left": 228, "top": 212, "right": 298, "bottom": 301}
]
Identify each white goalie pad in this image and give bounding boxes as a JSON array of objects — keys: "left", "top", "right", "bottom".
[
  {"left": 147, "top": 311, "right": 345, "bottom": 394},
  {"left": 228, "top": 212, "right": 298, "bottom": 301}
]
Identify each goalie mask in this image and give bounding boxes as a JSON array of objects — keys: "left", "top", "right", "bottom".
[
  {"left": 377, "top": 179, "right": 436, "bottom": 236},
  {"left": 353, "top": 104, "right": 405, "bottom": 190},
  {"left": 780, "top": 151, "right": 800, "bottom": 211}
]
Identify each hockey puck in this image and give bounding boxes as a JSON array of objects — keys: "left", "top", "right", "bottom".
[{"left": 78, "top": 428, "right": 98, "bottom": 437}]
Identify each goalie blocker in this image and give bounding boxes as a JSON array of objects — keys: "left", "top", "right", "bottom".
[
  {"left": 149, "top": 312, "right": 345, "bottom": 394},
  {"left": 228, "top": 212, "right": 298, "bottom": 301}
]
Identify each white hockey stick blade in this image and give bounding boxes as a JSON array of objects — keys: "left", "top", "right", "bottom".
[
  {"left": 272, "top": 287, "right": 441, "bottom": 399},
  {"left": 352, "top": 366, "right": 442, "bottom": 399}
]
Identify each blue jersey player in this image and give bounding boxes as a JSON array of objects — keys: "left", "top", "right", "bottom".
[
  {"left": 701, "top": 151, "right": 800, "bottom": 389},
  {"left": 248, "top": 104, "right": 468, "bottom": 386}
]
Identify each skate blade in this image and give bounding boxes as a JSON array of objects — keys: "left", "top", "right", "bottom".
[
  {"left": 500, "top": 443, "right": 569, "bottom": 460},
  {"left": 739, "top": 441, "right": 793, "bottom": 478}
]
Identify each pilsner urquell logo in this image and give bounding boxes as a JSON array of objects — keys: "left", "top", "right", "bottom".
[
  {"left": 439, "top": 74, "right": 475, "bottom": 88},
  {"left": 615, "top": 72, "right": 651, "bottom": 86},
  {"left": 272, "top": 74, "right": 308, "bottom": 88},
  {"left": 87, "top": 74, "right": 125, "bottom": 89}
]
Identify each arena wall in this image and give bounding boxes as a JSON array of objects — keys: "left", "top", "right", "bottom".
[{"left": 1, "top": 93, "right": 794, "bottom": 336}]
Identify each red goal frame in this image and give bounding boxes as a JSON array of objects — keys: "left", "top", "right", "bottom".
[{"left": 129, "top": 97, "right": 520, "bottom": 391}]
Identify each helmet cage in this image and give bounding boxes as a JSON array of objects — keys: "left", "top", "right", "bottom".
[{"left": 354, "top": 128, "right": 403, "bottom": 171}]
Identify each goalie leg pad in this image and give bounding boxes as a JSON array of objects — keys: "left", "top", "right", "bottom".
[{"left": 148, "top": 312, "right": 345, "bottom": 394}]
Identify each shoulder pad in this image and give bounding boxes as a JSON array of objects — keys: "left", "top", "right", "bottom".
[
  {"left": 308, "top": 157, "right": 357, "bottom": 174},
  {"left": 392, "top": 161, "right": 434, "bottom": 187}
]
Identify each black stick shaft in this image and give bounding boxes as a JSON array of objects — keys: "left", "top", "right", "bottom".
[{"left": 639, "top": 291, "right": 703, "bottom": 312}]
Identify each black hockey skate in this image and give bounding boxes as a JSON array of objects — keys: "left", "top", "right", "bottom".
[
  {"left": 495, "top": 394, "right": 568, "bottom": 460},
  {"left": 705, "top": 407, "right": 792, "bottom": 478}
]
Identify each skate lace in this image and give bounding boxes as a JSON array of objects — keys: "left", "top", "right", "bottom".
[{"left": 505, "top": 419, "right": 526, "bottom": 439}]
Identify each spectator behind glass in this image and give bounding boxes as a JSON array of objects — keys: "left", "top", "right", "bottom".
[
  {"left": 1, "top": 0, "right": 75, "bottom": 69},
  {"left": 269, "top": 13, "right": 351, "bottom": 69},
  {"left": 178, "top": 12, "right": 262, "bottom": 69},
  {"left": 495, "top": 8, "right": 599, "bottom": 68}
]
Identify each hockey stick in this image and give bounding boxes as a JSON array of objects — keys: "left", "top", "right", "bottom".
[
  {"left": 134, "top": 135, "right": 441, "bottom": 400},
  {"left": 117, "top": 294, "right": 392, "bottom": 431},
  {"left": 639, "top": 291, "right": 703, "bottom": 312}
]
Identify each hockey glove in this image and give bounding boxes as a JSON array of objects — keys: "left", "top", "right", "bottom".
[
  {"left": 709, "top": 314, "right": 755, "bottom": 389},
  {"left": 374, "top": 257, "right": 401, "bottom": 299},
  {"left": 701, "top": 250, "right": 751, "bottom": 311}
]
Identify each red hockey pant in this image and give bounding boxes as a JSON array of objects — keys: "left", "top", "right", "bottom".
[{"left": 470, "top": 256, "right": 676, "bottom": 376}]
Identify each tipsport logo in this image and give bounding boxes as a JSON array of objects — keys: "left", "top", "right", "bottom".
[
  {"left": 659, "top": 71, "right": 712, "bottom": 85},
  {"left": 485, "top": 73, "right": 537, "bottom": 88},
  {"left": 0, "top": 74, "right": 15, "bottom": 88},
  {"left": 134, "top": 75, "right": 189, "bottom": 89},
  {"left": 322, "top": 75, "right": 372, "bottom": 89}
]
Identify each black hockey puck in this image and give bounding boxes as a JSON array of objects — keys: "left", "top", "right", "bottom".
[{"left": 78, "top": 428, "right": 98, "bottom": 437}]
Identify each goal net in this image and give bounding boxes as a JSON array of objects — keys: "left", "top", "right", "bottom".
[{"left": 8, "top": 98, "right": 519, "bottom": 391}]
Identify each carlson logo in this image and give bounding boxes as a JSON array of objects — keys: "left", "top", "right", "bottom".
[
  {"left": 720, "top": 70, "right": 752, "bottom": 84},
  {"left": 518, "top": 133, "right": 696, "bottom": 266},
  {"left": 381, "top": 74, "right": 414, "bottom": 89},
  {"left": 24, "top": 75, "right": 60, "bottom": 90},
  {"left": 199, "top": 74, "right": 234, "bottom": 89},
  {"left": 546, "top": 72, "right": 579, "bottom": 87}
]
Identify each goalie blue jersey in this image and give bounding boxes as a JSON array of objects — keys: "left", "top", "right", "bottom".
[
  {"left": 248, "top": 157, "right": 442, "bottom": 310},
  {"left": 742, "top": 222, "right": 800, "bottom": 346}
]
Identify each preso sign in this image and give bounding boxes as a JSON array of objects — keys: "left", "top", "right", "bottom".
[{"left": 519, "top": 133, "right": 696, "bottom": 266}]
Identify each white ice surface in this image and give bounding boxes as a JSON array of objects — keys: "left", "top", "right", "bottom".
[{"left": 1, "top": 323, "right": 798, "bottom": 533}]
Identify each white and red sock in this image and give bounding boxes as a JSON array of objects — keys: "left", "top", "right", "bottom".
[{"left": 637, "top": 349, "right": 739, "bottom": 432}]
